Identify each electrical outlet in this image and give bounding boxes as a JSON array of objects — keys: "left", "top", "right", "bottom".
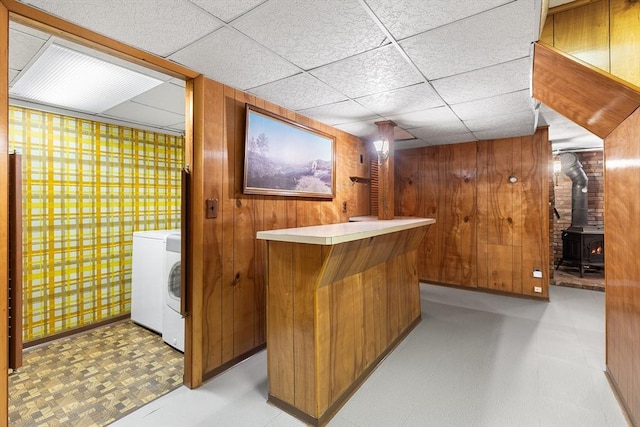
[
  {"left": 534, "top": 286, "right": 542, "bottom": 293},
  {"left": 533, "top": 270, "right": 543, "bottom": 278},
  {"left": 342, "top": 201, "right": 347, "bottom": 213}
]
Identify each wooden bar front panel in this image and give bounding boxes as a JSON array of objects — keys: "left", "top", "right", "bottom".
[
  {"left": 266, "top": 226, "right": 427, "bottom": 423},
  {"left": 188, "top": 77, "right": 370, "bottom": 387}
]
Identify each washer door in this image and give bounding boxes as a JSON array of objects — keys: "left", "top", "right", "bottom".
[{"left": 167, "top": 261, "right": 181, "bottom": 313}]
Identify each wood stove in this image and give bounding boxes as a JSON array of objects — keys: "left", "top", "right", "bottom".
[
  {"left": 556, "top": 153, "right": 604, "bottom": 277},
  {"left": 557, "top": 226, "right": 604, "bottom": 277}
]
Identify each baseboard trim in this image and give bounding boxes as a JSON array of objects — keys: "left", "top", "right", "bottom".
[
  {"left": 605, "top": 368, "right": 637, "bottom": 427},
  {"left": 422, "top": 280, "right": 550, "bottom": 301},
  {"left": 23, "top": 314, "right": 131, "bottom": 349}
]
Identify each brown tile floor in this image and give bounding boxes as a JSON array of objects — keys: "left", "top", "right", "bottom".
[
  {"left": 552, "top": 263, "right": 604, "bottom": 292},
  {"left": 9, "top": 320, "right": 183, "bottom": 427}
]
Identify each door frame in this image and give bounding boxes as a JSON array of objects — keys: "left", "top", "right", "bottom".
[{"left": 0, "top": 1, "right": 200, "bottom": 424}]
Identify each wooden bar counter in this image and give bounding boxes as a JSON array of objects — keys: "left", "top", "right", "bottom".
[{"left": 257, "top": 217, "right": 434, "bottom": 426}]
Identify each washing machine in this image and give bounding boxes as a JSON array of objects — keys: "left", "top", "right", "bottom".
[
  {"left": 131, "top": 229, "right": 179, "bottom": 333},
  {"left": 163, "top": 233, "right": 184, "bottom": 352}
]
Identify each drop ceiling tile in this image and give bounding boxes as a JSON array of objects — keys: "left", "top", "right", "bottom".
[
  {"left": 169, "top": 28, "right": 300, "bottom": 90},
  {"left": 189, "top": 0, "right": 266, "bottom": 23},
  {"left": 131, "top": 82, "right": 185, "bottom": 115},
  {"left": 451, "top": 90, "right": 534, "bottom": 121},
  {"left": 424, "top": 132, "right": 478, "bottom": 145},
  {"left": 400, "top": 1, "right": 537, "bottom": 79},
  {"left": 473, "top": 126, "right": 535, "bottom": 140},
  {"left": 248, "top": 74, "right": 347, "bottom": 111},
  {"left": 9, "top": 69, "right": 19, "bottom": 86},
  {"left": 232, "top": 0, "right": 385, "bottom": 70},
  {"left": 431, "top": 57, "right": 531, "bottom": 105},
  {"left": 465, "top": 110, "right": 535, "bottom": 137},
  {"left": 298, "top": 100, "right": 379, "bottom": 126},
  {"left": 333, "top": 121, "right": 379, "bottom": 139},
  {"left": 411, "top": 124, "right": 477, "bottom": 142},
  {"left": 21, "top": 0, "right": 222, "bottom": 56},
  {"left": 394, "top": 127, "right": 415, "bottom": 141},
  {"left": 9, "top": 28, "right": 47, "bottom": 70},
  {"left": 388, "top": 106, "right": 467, "bottom": 132},
  {"left": 310, "top": 45, "right": 423, "bottom": 99},
  {"left": 9, "top": 21, "right": 50, "bottom": 40},
  {"left": 396, "top": 139, "right": 431, "bottom": 150},
  {"left": 366, "top": 0, "right": 511, "bottom": 40},
  {"left": 102, "top": 101, "right": 184, "bottom": 128},
  {"left": 356, "top": 83, "right": 444, "bottom": 116}
]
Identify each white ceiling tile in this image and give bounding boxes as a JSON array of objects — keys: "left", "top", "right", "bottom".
[
  {"left": 356, "top": 83, "right": 444, "bottom": 116},
  {"left": 248, "top": 74, "right": 347, "bottom": 111},
  {"left": 333, "top": 121, "right": 379, "bottom": 140},
  {"left": 431, "top": 57, "right": 531, "bottom": 105},
  {"left": 366, "top": 0, "right": 512, "bottom": 40},
  {"left": 232, "top": 0, "right": 385, "bottom": 70},
  {"left": 298, "top": 100, "right": 379, "bottom": 126},
  {"left": 394, "top": 127, "right": 415, "bottom": 141},
  {"left": 465, "top": 110, "right": 535, "bottom": 137},
  {"left": 451, "top": 90, "right": 534, "bottom": 121},
  {"left": 473, "top": 125, "right": 535, "bottom": 140},
  {"left": 169, "top": 28, "right": 300, "bottom": 90},
  {"left": 396, "top": 139, "right": 431, "bottom": 150},
  {"left": 426, "top": 133, "right": 478, "bottom": 145},
  {"left": 9, "top": 69, "right": 19, "bottom": 86},
  {"left": 131, "top": 82, "right": 185, "bottom": 115},
  {"left": 9, "top": 21, "right": 50, "bottom": 40},
  {"left": 539, "top": 104, "right": 603, "bottom": 149},
  {"left": 310, "top": 45, "right": 423, "bottom": 98},
  {"left": 400, "top": 1, "right": 538, "bottom": 79},
  {"left": 388, "top": 106, "right": 467, "bottom": 131},
  {"left": 102, "top": 101, "right": 184, "bottom": 128},
  {"left": 9, "top": 28, "right": 47, "bottom": 70},
  {"left": 21, "top": 0, "right": 222, "bottom": 56},
  {"left": 188, "top": 0, "right": 266, "bottom": 22}
]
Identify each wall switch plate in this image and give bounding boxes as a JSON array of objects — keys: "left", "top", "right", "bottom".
[
  {"left": 206, "top": 198, "right": 218, "bottom": 219},
  {"left": 533, "top": 270, "right": 543, "bottom": 278},
  {"left": 534, "top": 286, "right": 542, "bottom": 293}
]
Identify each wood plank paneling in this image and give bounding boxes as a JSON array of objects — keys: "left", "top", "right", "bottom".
[
  {"left": 610, "top": 0, "right": 640, "bottom": 88},
  {"left": 266, "top": 242, "right": 295, "bottom": 404},
  {"left": 553, "top": 0, "right": 610, "bottom": 72},
  {"left": 520, "top": 131, "right": 550, "bottom": 298},
  {"left": 605, "top": 107, "right": 640, "bottom": 427},
  {"left": 437, "top": 142, "right": 477, "bottom": 286},
  {"left": 396, "top": 130, "right": 549, "bottom": 298},
  {"left": 1, "top": 2, "right": 10, "bottom": 422},
  {"left": 533, "top": 42, "right": 640, "bottom": 139},
  {"left": 199, "top": 78, "right": 225, "bottom": 375}
]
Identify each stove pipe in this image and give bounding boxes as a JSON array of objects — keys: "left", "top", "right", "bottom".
[{"left": 559, "top": 152, "right": 588, "bottom": 227}]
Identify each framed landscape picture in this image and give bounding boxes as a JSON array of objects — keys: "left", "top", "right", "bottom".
[{"left": 243, "top": 104, "right": 335, "bottom": 199}]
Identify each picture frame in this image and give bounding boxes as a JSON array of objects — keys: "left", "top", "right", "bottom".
[{"left": 243, "top": 104, "right": 335, "bottom": 199}]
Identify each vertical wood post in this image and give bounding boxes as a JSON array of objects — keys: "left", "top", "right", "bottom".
[{"left": 375, "top": 120, "right": 396, "bottom": 220}]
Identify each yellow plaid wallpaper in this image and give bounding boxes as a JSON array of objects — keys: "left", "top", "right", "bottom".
[{"left": 8, "top": 106, "right": 183, "bottom": 341}]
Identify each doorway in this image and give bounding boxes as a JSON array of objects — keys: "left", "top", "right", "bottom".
[{"left": 7, "top": 17, "right": 188, "bottom": 425}]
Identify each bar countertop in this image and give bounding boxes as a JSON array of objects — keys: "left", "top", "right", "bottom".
[{"left": 256, "top": 217, "right": 435, "bottom": 246}]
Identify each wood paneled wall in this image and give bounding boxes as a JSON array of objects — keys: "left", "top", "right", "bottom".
[
  {"left": 1, "top": 2, "right": 10, "bottom": 424},
  {"left": 395, "top": 130, "right": 550, "bottom": 297},
  {"left": 604, "top": 106, "right": 640, "bottom": 427},
  {"left": 541, "top": 0, "right": 640, "bottom": 87},
  {"left": 186, "top": 76, "right": 370, "bottom": 387}
]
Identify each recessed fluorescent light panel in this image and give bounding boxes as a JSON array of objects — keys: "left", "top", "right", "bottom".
[{"left": 10, "top": 43, "right": 164, "bottom": 114}]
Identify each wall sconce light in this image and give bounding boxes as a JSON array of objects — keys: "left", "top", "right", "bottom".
[
  {"left": 373, "top": 138, "right": 389, "bottom": 163},
  {"left": 553, "top": 159, "right": 562, "bottom": 186}
]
